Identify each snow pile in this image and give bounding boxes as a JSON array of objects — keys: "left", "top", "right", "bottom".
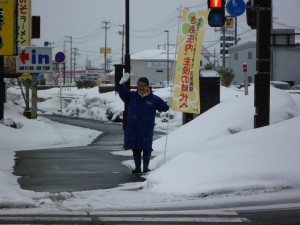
[
  {"left": 146, "top": 116, "right": 300, "bottom": 195},
  {"left": 1, "top": 83, "right": 300, "bottom": 211},
  {"left": 145, "top": 86, "right": 300, "bottom": 195}
]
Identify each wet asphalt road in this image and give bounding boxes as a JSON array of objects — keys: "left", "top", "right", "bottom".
[{"left": 13, "top": 116, "right": 165, "bottom": 192}]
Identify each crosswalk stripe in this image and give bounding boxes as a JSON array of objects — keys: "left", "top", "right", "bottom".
[
  {"left": 98, "top": 216, "right": 251, "bottom": 223},
  {"left": 0, "top": 216, "right": 91, "bottom": 222},
  {"left": 90, "top": 209, "right": 239, "bottom": 216}
]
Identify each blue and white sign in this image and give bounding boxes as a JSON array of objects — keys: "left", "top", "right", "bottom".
[
  {"left": 16, "top": 47, "right": 52, "bottom": 73},
  {"left": 55, "top": 51, "right": 65, "bottom": 63},
  {"left": 226, "top": 0, "right": 246, "bottom": 17}
]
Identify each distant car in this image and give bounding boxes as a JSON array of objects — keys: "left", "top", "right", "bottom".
[
  {"left": 270, "top": 81, "right": 291, "bottom": 90},
  {"left": 291, "top": 85, "right": 300, "bottom": 90},
  {"left": 160, "top": 81, "right": 174, "bottom": 87},
  {"left": 154, "top": 81, "right": 174, "bottom": 88},
  {"left": 46, "top": 81, "right": 55, "bottom": 86}
]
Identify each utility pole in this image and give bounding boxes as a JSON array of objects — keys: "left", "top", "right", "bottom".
[
  {"left": 118, "top": 24, "right": 125, "bottom": 64},
  {"left": 214, "top": 48, "right": 216, "bottom": 69},
  {"left": 73, "top": 47, "right": 79, "bottom": 74},
  {"left": 64, "top": 36, "right": 73, "bottom": 84},
  {"left": 254, "top": 0, "right": 272, "bottom": 128},
  {"left": 222, "top": 25, "right": 226, "bottom": 68},
  {"left": 102, "top": 21, "right": 110, "bottom": 81},
  {"left": 235, "top": 17, "right": 238, "bottom": 45},
  {"left": 63, "top": 41, "right": 67, "bottom": 86},
  {"left": 106, "top": 57, "right": 112, "bottom": 71}
]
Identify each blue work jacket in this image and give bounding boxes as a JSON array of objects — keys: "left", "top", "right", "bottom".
[{"left": 118, "top": 84, "right": 169, "bottom": 152}]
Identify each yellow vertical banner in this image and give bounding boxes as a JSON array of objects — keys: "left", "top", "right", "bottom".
[
  {"left": 171, "top": 9, "right": 208, "bottom": 114},
  {"left": 4, "top": 0, "right": 31, "bottom": 75},
  {"left": 18, "top": 0, "right": 31, "bottom": 46},
  {"left": 0, "top": 0, "right": 17, "bottom": 55}
]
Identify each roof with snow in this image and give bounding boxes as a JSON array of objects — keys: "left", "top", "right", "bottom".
[
  {"left": 131, "top": 49, "right": 177, "bottom": 61},
  {"left": 131, "top": 45, "right": 211, "bottom": 62}
]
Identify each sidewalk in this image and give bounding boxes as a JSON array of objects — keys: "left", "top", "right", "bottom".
[
  {"left": 13, "top": 116, "right": 152, "bottom": 192},
  {"left": 14, "top": 146, "right": 145, "bottom": 192}
]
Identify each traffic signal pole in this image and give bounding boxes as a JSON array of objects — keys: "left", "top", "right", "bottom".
[{"left": 254, "top": 0, "right": 272, "bottom": 128}]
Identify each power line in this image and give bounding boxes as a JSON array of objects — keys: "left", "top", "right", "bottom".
[
  {"left": 131, "top": 19, "right": 178, "bottom": 39},
  {"left": 273, "top": 21, "right": 300, "bottom": 30},
  {"left": 73, "top": 29, "right": 105, "bottom": 44},
  {"left": 72, "top": 25, "right": 102, "bottom": 40},
  {"left": 130, "top": 8, "right": 178, "bottom": 33},
  {"left": 183, "top": 2, "right": 207, "bottom": 9}
]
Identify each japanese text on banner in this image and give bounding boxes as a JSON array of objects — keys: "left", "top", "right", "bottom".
[
  {"left": 171, "top": 9, "right": 208, "bottom": 114},
  {"left": 18, "top": 0, "right": 31, "bottom": 46}
]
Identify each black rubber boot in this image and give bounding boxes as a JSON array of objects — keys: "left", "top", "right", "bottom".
[
  {"left": 143, "top": 152, "right": 151, "bottom": 173},
  {"left": 132, "top": 151, "right": 142, "bottom": 173}
]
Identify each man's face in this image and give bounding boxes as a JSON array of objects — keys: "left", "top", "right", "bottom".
[{"left": 137, "top": 82, "right": 148, "bottom": 96}]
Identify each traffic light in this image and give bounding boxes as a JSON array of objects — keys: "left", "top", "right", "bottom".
[
  {"left": 208, "top": 0, "right": 226, "bottom": 27},
  {"left": 31, "top": 16, "right": 41, "bottom": 39},
  {"left": 246, "top": 0, "right": 257, "bottom": 29}
]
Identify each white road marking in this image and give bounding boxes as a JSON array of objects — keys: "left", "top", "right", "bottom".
[
  {"left": 90, "top": 209, "right": 239, "bottom": 216},
  {"left": 97, "top": 216, "right": 251, "bottom": 223},
  {"left": 0, "top": 216, "right": 91, "bottom": 222}
]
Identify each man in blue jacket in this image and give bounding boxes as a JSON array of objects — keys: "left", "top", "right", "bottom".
[{"left": 118, "top": 73, "right": 169, "bottom": 173}]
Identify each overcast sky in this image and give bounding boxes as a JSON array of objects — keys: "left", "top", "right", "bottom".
[{"left": 32, "top": 0, "right": 300, "bottom": 70}]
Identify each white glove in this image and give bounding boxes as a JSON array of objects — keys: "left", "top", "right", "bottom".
[
  {"left": 119, "top": 72, "right": 130, "bottom": 84},
  {"left": 167, "top": 99, "right": 172, "bottom": 107}
]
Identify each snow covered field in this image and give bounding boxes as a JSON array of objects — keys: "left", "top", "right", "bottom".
[{"left": 1, "top": 84, "right": 300, "bottom": 212}]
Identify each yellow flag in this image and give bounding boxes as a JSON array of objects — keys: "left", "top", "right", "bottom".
[
  {"left": 0, "top": 0, "right": 17, "bottom": 55},
  {"left": 18, "top": 0, "right": 32, "bottom": 46},
  {"left": 171, "top": 9, "right": 208, "bottom": 114}
]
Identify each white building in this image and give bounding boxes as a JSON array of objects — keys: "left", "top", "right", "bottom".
[
  {"left": 130, "top": 46, "right": 211, "bottom": 85},
  {"left": 228, "top": 41, "right": 256, "bottom": 85},
  {"left": 229, "top": 29, "right": 300, "bottom": 86}
]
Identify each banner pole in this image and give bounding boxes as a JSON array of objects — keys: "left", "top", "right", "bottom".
[{"left": 163, "top": 6, "right": 182, "bottom": 164}]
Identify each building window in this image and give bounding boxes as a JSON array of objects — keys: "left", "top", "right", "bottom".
[
  {"left": 156, "top": 70, "right": 163, "bottom": 73},
  {"left": 234, "top": 53, "right": 238, "bottom": 60},
  {"left": 248, "top": 51, "right": 252, "bottom": 59}
]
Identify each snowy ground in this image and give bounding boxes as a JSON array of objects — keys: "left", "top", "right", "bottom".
[{"left": 1, "top": 84, "right": 300, "bottom": 213}]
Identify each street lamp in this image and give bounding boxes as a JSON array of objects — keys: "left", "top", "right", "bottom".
[{"left": 164, "top": 30, "right": 169, "bottom": 86}]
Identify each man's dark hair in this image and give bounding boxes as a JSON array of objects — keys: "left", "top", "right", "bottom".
[{"left": 137, "top": 77, "right": 149, "bottom": 86}]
